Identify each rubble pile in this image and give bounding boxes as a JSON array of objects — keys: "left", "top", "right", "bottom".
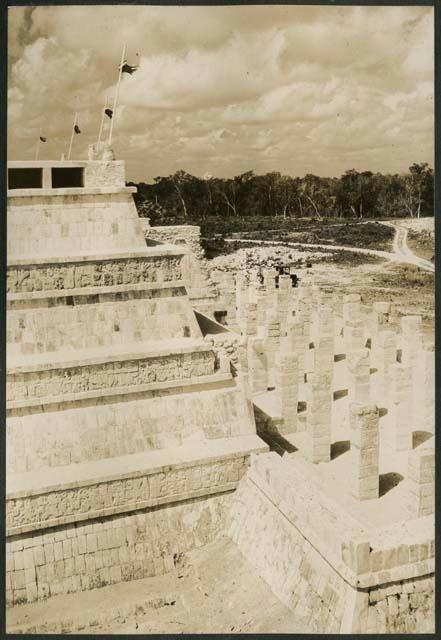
[{"left": 208, "top": 245, "right": 332, "bottom": 275}]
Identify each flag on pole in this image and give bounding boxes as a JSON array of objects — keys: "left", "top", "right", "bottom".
[
  {"left": 74, "top": 124, "right": 81, "bottom": 134},
  {"left": 105, "top": 108, "right": 113, "bottom": 119},
  {"left": 39, "top": 136, "right": 47, "bottom": 142},
  {"left": 120, "top": 62, "right": 138, "bottom": 75}
]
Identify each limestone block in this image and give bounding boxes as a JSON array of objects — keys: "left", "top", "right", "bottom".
[
  {"left": 306, "top": 372, "right": 332, "bottom": 463},
  {"left": 345, "top": 320, "right": 365, "bottom": 351},
  {"left": 375, "top": 330, "right": 397, "bottom": 401},
  {"left": 275, "top": 353, "right": 299, "bottom": 433},
  {"left": 407, "top": 447, "right": 435, "bottom": 517},
  {"left": 401, "top": 315, "right": 423, "bottom": 366},
  {"left": 414, "top": 346, "right": 435, "bottom": 431},
  {"left": 347, "top": 348, "right": 371, "bottom": 404},
  {"left": 389, "top": 363, "right": 413, "bottom": 451},
  {"left": 343, "top": 294, "right": 361, "bottom": 325},
  {"left": 248, "top": 337, "right": 268, "bottom": 393},
  {"left": 350, "top": 403, "right": 379, "bottom": 501},
  {"left": 314, "top": 336, "right": 334, "bottom": 375}
]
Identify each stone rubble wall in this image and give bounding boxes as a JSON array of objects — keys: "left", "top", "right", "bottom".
[
  {"left": 6, "top": 492, "right": 231, "bottom": 606},
  {"left": 143, "top": 224, "right": 205, "bottom": 261}
]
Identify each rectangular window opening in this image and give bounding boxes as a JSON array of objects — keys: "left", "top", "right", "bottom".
[
  {"left": 8, "top": 168, "right": 43, "bottom": 189},
  {"left": 51, "top": 167, "right": 84, "bottom": 188}
]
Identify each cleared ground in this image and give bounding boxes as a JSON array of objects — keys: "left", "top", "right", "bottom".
[{"left": 6, "top": 537, "right": 311, "bottom": 635}]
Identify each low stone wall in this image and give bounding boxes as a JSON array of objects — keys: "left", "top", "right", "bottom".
[
  {"left": 6, "top": 492, "right": 230, "bottom": 606},
  {"left": 143, "top": 224, "right": 205, "bottom": 261},
  {"left": 227, "top": 453, "right": 435, "bottom": 633}
]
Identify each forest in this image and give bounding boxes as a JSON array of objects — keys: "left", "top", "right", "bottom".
[{"left": 128, "top": 162, "right": 434, "bottom": 233}]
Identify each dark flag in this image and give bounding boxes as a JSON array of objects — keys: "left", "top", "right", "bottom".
[
  {"left": 105, "top": 108, "right": 113, "bottom": 119},
  {"left": 74, "top": 124, "right": 81, "bottom": 134},
  {"left": 39, "top": 136, "right": 47, "bottom": 142},
  {"left": 120, "top": 63, "right": 138, "bottom": 75}
]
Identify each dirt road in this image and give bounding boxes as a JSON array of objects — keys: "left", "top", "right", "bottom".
[
  {"left": 225, "top": 220, "right": 434, "bottom": 273},
  {"left": 381, "top": 221, "right": 434, "bottom": 272}
]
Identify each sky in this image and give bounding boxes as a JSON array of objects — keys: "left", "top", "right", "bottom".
[{"left": 8, "top": 5, "right": 434, "bottom": 182}]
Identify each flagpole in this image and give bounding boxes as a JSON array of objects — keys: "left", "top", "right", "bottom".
[
  {"left": 35, "top": 127, "right": 41, "bottom": 161},
  {"left": 97, "top": 93, "right": 108, "bottom": 145},
  {"left": 108, "top": 43, "right": 126, "bottom": 146},
  {"left": 67, "top": 112, "right": 78, "bottom": 160}
]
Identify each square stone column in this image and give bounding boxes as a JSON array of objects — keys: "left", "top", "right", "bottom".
[
  {"left": 372, "top": 301, "right": 391, "bottom": 328},
  {"left": 42, "top": 166, "right": 52, "bottom": 189},
  {"left": 256, "top": 285, "right": 267, "bottom": 336},
  {"left": 263, "top": 268, "right": 277, "bottom": 291},
  {"left": 306, "top": 372, "right": 332, "bottom": 463},
  {"left": 244, "top": 302, "right": 257, "bottom": 337},
  {"left": 400, "top": 315, "right": 423, "bottom": 367},
  {"left": 415, "top": 346, "right": 435, "bottom": 431},
  {"left": 350, "top": 403, "right": 379, "bottom": 501},
  {"left": 275, "top": 353, "right": 299, "bottom": 433},
  {"left": 345, "top": 319, "right": 365, "bottom": 352},
  {"left": 375, "top": 330, "right": 397, "bottom": 402},
  {"left": 389, "top": 362, "right": 413, "bottom": 451},
  {"left": 286, "top": 319, "right": 307, "bottom": 385},
  {"left": 407, "top": 447, "right": 435, "bottom": 517},
  {"left": 277, "top": 275, "right": 291, "bottom": 335},
  {"left": 343, "top": 294, "right": 361, "bottom": 325},
  {"left": 235, "top": 273, "right": 248, "bottom": 332},
  {"left": 317, "top": 304, "right": 334, "bottom": 339},
  {"left": 248, "top": 337, "right": 268, "bottom": 393},
  {"left": 264, "top": 311, "right": 281, "bottom": 390},
  {"left": 347, "top": 348, "right": 371, "bottom": 404},
  {"left": 314, "top": 336, "right": 334, "bottom": 376}
]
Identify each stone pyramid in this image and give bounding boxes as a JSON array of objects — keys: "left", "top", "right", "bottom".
[{"left": 6, "top": 156, "right": 266, "bottom": 605}]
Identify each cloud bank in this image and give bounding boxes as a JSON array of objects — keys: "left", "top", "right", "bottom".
[{"left": 8, "top": 5, "right": 434, "bottom": 181}]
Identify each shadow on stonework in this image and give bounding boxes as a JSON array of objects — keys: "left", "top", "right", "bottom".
[
  {"left": 330, "top": 440, "right": 350, "bottom": 460},
  {"left": 412, "top": 430, "right": 433, "bottom": 449},
  {"left": 379, "top": 472, "right": 404, "bottom": 497}
]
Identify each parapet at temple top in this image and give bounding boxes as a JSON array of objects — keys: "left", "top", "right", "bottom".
[{"left": 7, "top": 144, "right": 127, "bottom": 194}]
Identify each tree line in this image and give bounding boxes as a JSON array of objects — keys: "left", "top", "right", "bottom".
[{"left": 128, "top": 162, "right": 433, "bottom": 226}]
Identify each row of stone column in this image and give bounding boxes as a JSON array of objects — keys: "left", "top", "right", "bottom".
[{"left": 349, "top": 402, "right": 435, "bottom": 516}]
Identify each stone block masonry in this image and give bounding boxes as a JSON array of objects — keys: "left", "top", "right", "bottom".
[
  {"left": 275, "top": 353, "right": 298, "bottom": 434},
  {"left": 350, "top": 403, "right": 379, "bottom": 501},
  {"left": 389, "top": 363, "right": 413, "bottom": 451},
  {"left": 7, "top": 156, "right": 267, "bottom": 608},
  {"left": 306, "top": 372, "right": 332, "bottom": 463},
  {"left": 407, "top": 447, "right": 435, "bottom": 518},
  {"left": 7, "top": 253, "right": 183, "bottom": 295},
  {"left": 228, "top": 453, "right": 434, "bottom": 633},
  {"left": 347, "top": 348, "right": 371, "bottom": 404},
  {"left": 7, "top": 348, "right": 216, "bottom": 406},
  {"left": 6, "top": 492, "right": 230, "bottom": 606}
]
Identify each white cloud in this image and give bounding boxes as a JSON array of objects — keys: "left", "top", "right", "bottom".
[{"left": 7, "top": 5, "right": 434, "bottom": 179}]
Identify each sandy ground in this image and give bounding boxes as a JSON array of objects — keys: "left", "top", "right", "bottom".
[{"left": 6, "top": 537, "right": 312, "bottom": 635}]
